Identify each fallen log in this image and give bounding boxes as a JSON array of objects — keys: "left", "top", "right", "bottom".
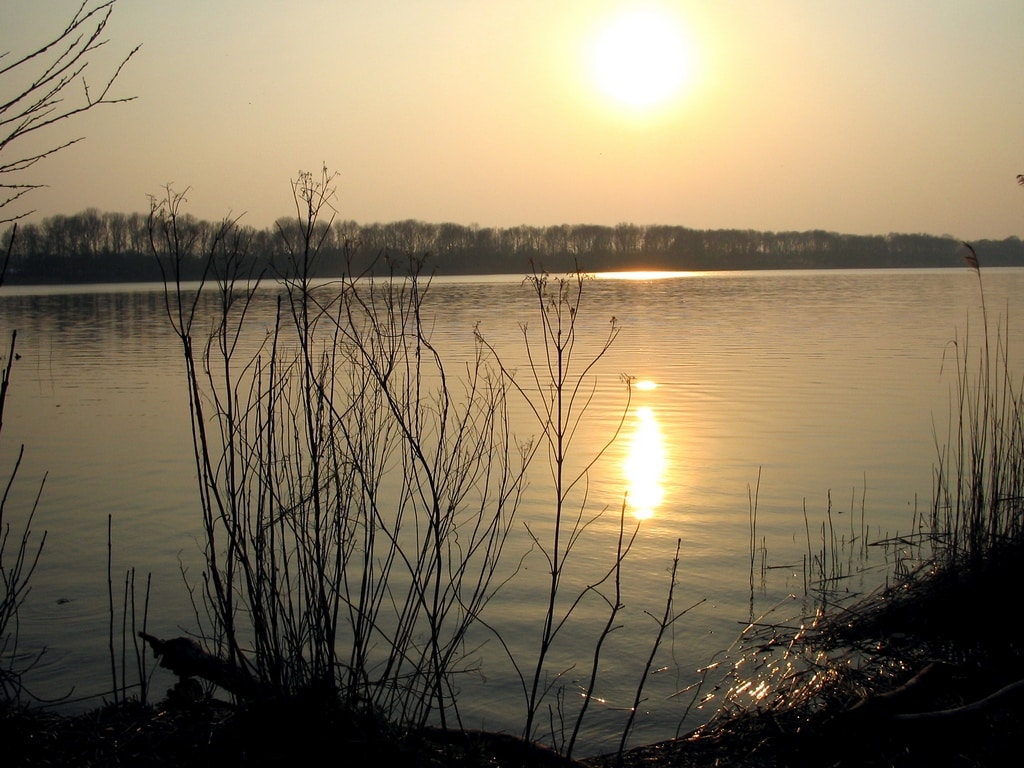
[
  {"left": 890, "top": 677, "right": 1024, "bottom": 725},
  {"left": 138, "top": 632, "right": 264, "bottom": 700},
  {"left": 834, "top": 660, "right": 1024, "bottom": 738}
]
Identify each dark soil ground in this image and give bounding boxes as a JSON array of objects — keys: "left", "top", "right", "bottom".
[{"left": 3, "top": 550, "right": 1023, "bottom": 767}]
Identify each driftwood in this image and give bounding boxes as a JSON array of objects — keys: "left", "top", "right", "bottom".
[
  {"left": 138, "top": 632, "right": 264, "bottom": 699},
  {"left": 845, "top": 660, "right": 954, "bottom": 719},
  {"left": 841, "top": 660, "right": 1024, "bottom": 731},
  {"left": 889, "top": 677, "right": 1024, "bottom": 725}
]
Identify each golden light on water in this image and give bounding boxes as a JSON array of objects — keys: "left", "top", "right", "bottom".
[
  {"left": 624, "top": 406, "right": 666, "bottom": 519},
  {"left": 593, "top": 271, "right": 699, "bottom": 281}
]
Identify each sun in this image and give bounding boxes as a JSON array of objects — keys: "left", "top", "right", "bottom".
[{"left": 589, "top": 8, "right": 694, "bottom": 110}]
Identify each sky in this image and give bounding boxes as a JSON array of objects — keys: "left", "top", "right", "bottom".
[{"left": 4, "top": 0, "right": 1024, "bottom": 241}]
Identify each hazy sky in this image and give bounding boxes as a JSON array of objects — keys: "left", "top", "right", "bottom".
[{"left": 5, "top": 0, "right": 1024, "bottom": 240}]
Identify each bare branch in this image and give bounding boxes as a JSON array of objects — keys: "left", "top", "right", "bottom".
[{"left": 0, "top": 0, "right": 138, "bottom": 223}]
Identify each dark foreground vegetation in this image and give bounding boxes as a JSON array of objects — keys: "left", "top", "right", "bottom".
[
  {"left": 2, "top": 542, "right": 1023, "bottom": 767},
  {"left": 4, "top": 206, "right": 1024, "bottom": 284}
]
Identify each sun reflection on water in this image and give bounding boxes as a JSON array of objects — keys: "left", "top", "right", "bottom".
[{"left": 624, "top": 403, "right": 666, "bottom": 519}]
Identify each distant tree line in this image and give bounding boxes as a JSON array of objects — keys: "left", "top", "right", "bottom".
[{"left": 2, "top": 208, "right": 1022, "bottom": 284}]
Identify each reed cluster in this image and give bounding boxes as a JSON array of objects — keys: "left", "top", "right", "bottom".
[
  {"left": 931, "top": 246, "right": 1024, "bottom": 566},
  {"left": 700, "top": 250, "right": 1024, "bottom": 761}
]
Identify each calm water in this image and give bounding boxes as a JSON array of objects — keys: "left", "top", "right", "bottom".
[{"left": 1, "top": 268, "right": 1020, "bottom": 755}]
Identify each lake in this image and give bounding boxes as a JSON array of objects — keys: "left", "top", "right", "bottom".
[{"left": 1, "top": 267, "right": 1019, "bottom": 756}]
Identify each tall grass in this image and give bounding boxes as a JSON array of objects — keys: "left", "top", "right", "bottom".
[
  {"left": 744, "top": 253, "right": 1023, "bottom": 616},
  {"left": 689, "top": 249, "right": 1024, "bottom": 741},
  {"left": 931, "top": 246, "right": 1024, "bottom": 566}
]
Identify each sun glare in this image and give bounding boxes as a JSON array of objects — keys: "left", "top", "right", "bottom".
[
  {"left": 624, "top": 406, "right": 666, "bottom": 519},
  {"left": 590, "top": 8, "right": 694, "bottom": 110}
]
